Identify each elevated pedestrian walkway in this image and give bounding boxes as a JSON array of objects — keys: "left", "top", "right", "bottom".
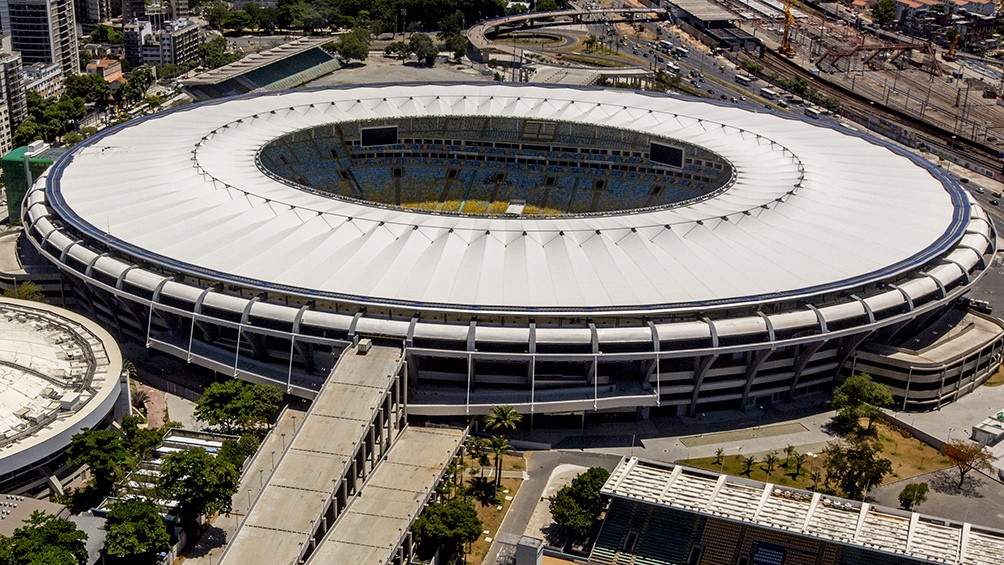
[
  {"left": 219, "top": 343, "right": 406, "bottom": 565},
  {"left": 306, "top": 426, "right": 466, "bottom": 564}
]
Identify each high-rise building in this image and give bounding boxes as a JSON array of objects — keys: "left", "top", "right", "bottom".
[
  {"left": 122, "top": 19, "right": 150, "bottom": 66},
  {"left": 121, "top": 0, "right": 187, "bottom": 27},
  {"left": 0, "top": 0, "right": 79, "bottom": 77},
  {"left": 74, "top": 0, "right": 111, "bottom": 30},
  {"left": 125, "top": 18, "right": 199, "bottom": 67},
  {"left": 0, "top": 49, "right": 26, "bottom": 125}
]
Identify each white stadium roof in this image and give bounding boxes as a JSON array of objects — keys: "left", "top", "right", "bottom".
[{"left": 44, "top": 84, "right": 967, "bottom": 315}]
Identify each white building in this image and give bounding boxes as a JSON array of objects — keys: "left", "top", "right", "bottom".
[
  {"left": 126, "top": 18, "right": 201, "bottom": 66},
  {"left": 23, "top": 61, "right": 61, "bottom": 98}
]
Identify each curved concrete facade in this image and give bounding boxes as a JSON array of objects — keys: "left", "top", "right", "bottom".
[
  {"left": 20, "top": 84, "right": 996, "bottom": 416},
  {"left": 0, "top": 298, "right": 122, "bottom": 494}
]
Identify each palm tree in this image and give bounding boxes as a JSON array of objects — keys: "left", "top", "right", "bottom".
[
  {"left": 714, "top": 447, "right": 725, "bottom": 466},
  {"left": 483, "top": 405, "right": 522, "bottom": 434},
  {"left": 740, "top": 454, "right": 757, "bottom": 477},
  {"left": 764, "top": 451, "right": 778, "bottom": 480},
  {"left": 123, "top": 359, "right": 138, "bottom": 379},
  {"left": 489, "top": 435, "right": 513, "bottom": 488},
  {"left": 792, "top": 452, "right": 809, "bottom": 477}
]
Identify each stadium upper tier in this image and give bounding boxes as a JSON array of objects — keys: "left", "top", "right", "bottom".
[
  {"left": 256, "top": 116, "right": 732, "bottom": 216},
  {"left": 22, "top": 84, "right": 996, "bottom": 415}
]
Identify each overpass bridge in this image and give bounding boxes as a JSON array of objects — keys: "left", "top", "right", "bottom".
[
  {"left": 218, "top": 344, "right": 467, "bottom": 565},
  {"left": 468, "top": 7, "right": 669, "bottom": 55}
]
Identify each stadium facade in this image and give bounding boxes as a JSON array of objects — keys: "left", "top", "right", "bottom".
[{"left": 20, "top": 83, "right": 998, "bottom": 417}]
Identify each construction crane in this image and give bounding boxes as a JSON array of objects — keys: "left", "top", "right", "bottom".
[
  {"left": 779, "top": 0, "right": 798, "bottom": 57},
  {"left": 943, "top": 30, "right": 960, "bottom": 62}
]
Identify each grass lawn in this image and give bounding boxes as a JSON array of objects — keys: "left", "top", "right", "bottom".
[
  {"left": 560, "top": 54, "right": 629, "bottom": 68},
  {"left": 680, "top": 420, "right": 952, "bottom": 493},
  {"left": 466, "top": 477, "right": 522, "bottom": 565}
]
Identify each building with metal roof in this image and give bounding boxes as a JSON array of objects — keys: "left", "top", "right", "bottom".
[
  {"left": 596, "top": 457, "right": 1004, "bottom": 565},
  {"left": 19, "top": 83, "right": 996, "bottom": 417},
  {"left": 0, "top": 298, "right": 123, "bottom": 495}
]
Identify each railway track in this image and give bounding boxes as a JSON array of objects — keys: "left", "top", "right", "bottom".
[{"left": 746, "top": 51, "right": 1004, "bottom": 177}]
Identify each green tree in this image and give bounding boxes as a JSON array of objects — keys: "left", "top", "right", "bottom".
[
  {"left": 89, "top": 25, "right": 123, "bottom": 44},
  {"left": 714, "top": 447, "right": 725, "bottom": 466},
  {"left": 67, "top": 429, "right": 131, "bottom": 494},
  {"left": 335, "top": 27, "right": 370, "bottom": 62},
  {"left": 549, "top": 467, "right": 610, "bottom": 540},
  {"left": 549, "top": 488, "right": 593, "bottom": 539},
  {"left": 483, "top": 405, "right": 522, "bottom": 434},
  {"left": 226, "top": 11, "right": 254, "bottom": 33},
  {"left": 536, "top": 0, "right": 558, "bottom": 10},
  {"left": 446, "top": 34, "right": 468, "bottom": 61},
  {"left": 198, "top": 36, "right": 242, "bottom": 70},
  {"left": 384, "top": 40, "right": 406, "bottom": 59},
  {"left": 792, "top": 451, "right": 809, "bottom": 477},
  {"left": 833, "top": 373, "right": 894, "bottom": 432},
  {"left": 195, "top": 379, "right": 284, "bottom": 433},
  {"left": 489, "top": 435, "right": 512, "bottom": 488},
  {"left": 943, "top": 439, "right": 998, "bottom": 488},
  {"left": 898, "top": 482, "right": 928, "bottom": 510},
  {"left": 411, "top": 498, "right": 482, "bottom": 560},
  {"left": 872, "top": 0, "right": 897, "bottom": 25},
  {"left": 823, "top": 440, "right": 892, "bottom": 500},
  {"left": 763, "top": 451, "right": 778, "bottom": 479},
  {"left": 741, "top": 60, "right": 763, "bottom": 77},
  {"left": 2, "top": 281, "right": 46, "bottom": 302},
  {"left": 0, "top": 511, "right": 88, "bottom": 565},
  {"left": 217, "top": 434, "right": 261, "bottom": 470},
  {"left": 408, "top": 33, "right": 438, "bottom": 66},
  {"left": 438, "top": 10, "right": 466, "bottom": 40},
  {"left": 158, "top": 447, "right": 239, "bottom": 532},
  {"left": 78, "top": 51, "right": 92, "bottom": 71},
  {"left": 121, "top": 414, "right": 164, "bottom": 461},
  {"left": 740, "top": 454, "right": 757, "bottom": 476},
  {"left": 206, "top": 2, "right": 232, "bottom": 29},
  {"left": 63, "top": 73, "right": 111, "bottom": 108},
  {"left": 103, "top": 499, "right": 170, "bottom": 564}
]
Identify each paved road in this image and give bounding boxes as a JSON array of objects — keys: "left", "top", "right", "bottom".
[
  {"left": 868, "top": 468, "right": 1004, "bottom": 531},
  {"left": 484, "top": 450, "right": 623, "bottom": 564}
]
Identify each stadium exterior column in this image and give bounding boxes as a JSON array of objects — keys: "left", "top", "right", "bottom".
[
  {"left": 789, "top": 341, "right": 826, "bottom": 399},
  {"left": 742, "top": 348, "right": 774, "bottom": 408},
  {"left": 902, "top": 367, "right": 913, "bottom": 410},
  {"left": 188, "top": 284, "right": 219, "bottom": 363},
  {"left": 146, "top": 276, "right": 173, "bottom": 347}
]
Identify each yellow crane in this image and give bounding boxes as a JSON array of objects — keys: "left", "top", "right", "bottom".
[
  {"left": 779, "top": 0, "right": 797, "bottom": 57},
  {"left": 943, "top": 30, "right": 960, "bottom": 62}
]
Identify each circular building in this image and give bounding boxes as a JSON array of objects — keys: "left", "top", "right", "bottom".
[
  {"left": 22, "top": 83, "right": 995, "bottom": 417},
  {"left": 0, "top": 298, "right": 122, "bottom": 494}
]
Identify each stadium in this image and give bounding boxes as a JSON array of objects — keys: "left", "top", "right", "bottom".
[{"left": 19, "top": 83, "right": 998, "bottom": 417}]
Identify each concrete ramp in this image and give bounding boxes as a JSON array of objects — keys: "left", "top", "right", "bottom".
[
  {"left": 307, "top": 426, "right": 466, "bottom": 564},
  {"left": 220, "top": 344, "right": 405, "bottom": 565}
]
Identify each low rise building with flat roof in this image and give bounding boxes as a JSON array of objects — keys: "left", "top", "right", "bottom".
[
  {"left": 0, "top": 298, "right": 124, "bottom": 496},
  {"left": 23, "top": 61, "right": 61, "bottom": 98}
]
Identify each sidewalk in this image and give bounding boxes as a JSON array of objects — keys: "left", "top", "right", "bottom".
[{"left": 513, "top": 393, "right": 841, "bottom": 465}]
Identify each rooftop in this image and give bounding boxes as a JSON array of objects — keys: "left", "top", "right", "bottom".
[
  {"left": 602, "top": 457, "right": 1004, "bottom": 565},
  {"left": 0, "top": 299, "right": 122, "bottom": 478},
  {"left": 183, "top": 37, "right": 331, "bottom": 86},
  {"left": 0, "top": 495, "right": 66, "bottom": 538},
  {"left": 668, "top": 0, "right": 737, "bottom": 22},
  {"left": 44, "top": 84, "right": 966, "bottom": 314}
]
